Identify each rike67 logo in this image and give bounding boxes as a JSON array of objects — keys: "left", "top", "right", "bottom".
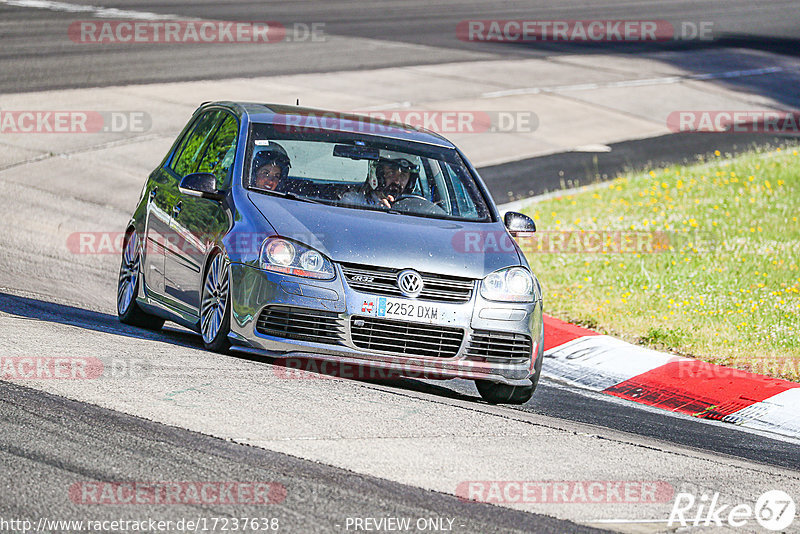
[{"left": 669, "top": 490, "right": 796, "bottom": 530}]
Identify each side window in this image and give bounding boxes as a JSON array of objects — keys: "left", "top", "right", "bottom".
[
  {"left": 170, "top": 111, "right": 222, "bottom": 177},
  {"left": 448, "top": 164, "right": 479, "bottom": 218},
  {"left": 196, "top": 114, "right": 239, "bottom": 188}
]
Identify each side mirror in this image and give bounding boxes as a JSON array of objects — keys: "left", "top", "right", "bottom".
[
  {"left": 179, "top": 173, "right": 224, "bottom": 201},
  {"left": 504, "top": 211, "right": 536, "bottom": 236}
]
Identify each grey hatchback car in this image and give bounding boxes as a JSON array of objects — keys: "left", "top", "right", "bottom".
[{"left": 118, "top": 102, "right": 543, "bottom": 404}]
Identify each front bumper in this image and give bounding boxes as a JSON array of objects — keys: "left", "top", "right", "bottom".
[{"left": 228, "top": 263, "right": 543, "bottom": 385}]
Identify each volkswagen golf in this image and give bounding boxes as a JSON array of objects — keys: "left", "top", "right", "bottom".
[{"left": 117, "top": 102, "right": 543, "bottom": 404}]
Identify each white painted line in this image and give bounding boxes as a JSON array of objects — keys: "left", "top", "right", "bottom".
[
  {"left": 606, "top": 75, "right": 683, "bottom": 89},
  {"left": 481, "top": 87, "right": 543, "bottom": 98},
  {"left": 571, "top": 144, "right": 612, "bottom": 152},
  {"left": 481, "top": 66, "right": 785, "bottom": 99},
  {"left": 589, "top": 519, "right": 672, "bottom": 524},
  {"left": 358, "top": 101, "right": 412, "bottom": 112},
  {"left": 551, "top": 82, "right": 602, "bottom": 92},
  {"left": 0, "top": 0, "right": 182, "bottom": 20},
  {"left": 591, "top": 518, "right": 755, "bottom": 526},
  {"left": 692, "top": 66, "right": 784, "bottom": 80}
]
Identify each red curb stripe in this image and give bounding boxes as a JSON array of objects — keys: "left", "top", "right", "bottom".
[
  {"left": 603, "top": 360, "right": 800, "bottom": 419},
  {"left": 543, "top": 315, "right": 599, "bottom": 351}
]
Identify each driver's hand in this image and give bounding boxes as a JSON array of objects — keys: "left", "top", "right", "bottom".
[{"left": 380, "top": 195, "right": 394, "bottom": 208}]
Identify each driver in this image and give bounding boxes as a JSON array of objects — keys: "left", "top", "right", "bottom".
[
  {"left": 251, "top": 143, "right": 291, "bottom": 191},
  {"left": 343, "top": 155, "right": 420, "bottom": 208}
]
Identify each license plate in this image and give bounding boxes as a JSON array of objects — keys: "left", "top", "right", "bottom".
[{"left": 361, "top": 297, "right": 451, "bottom": 324}]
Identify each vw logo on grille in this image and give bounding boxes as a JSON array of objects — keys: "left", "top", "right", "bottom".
[{"left": 397, "top": 269, "right": 423, "bottom": 298}]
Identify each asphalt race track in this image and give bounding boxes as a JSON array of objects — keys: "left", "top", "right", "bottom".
[
  {"left": 1, "top": 1, "right": 799, "bottom": 533},
  {"left": 2, "top": 0, "right": 800, "bottom": 93},
  {"left": 0, "top": 378, "right": 602, "bottom": 534}
]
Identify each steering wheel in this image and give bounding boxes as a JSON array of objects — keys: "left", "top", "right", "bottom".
[
  {"left": 392, "top": 193, "right": 430, "bottom": 203},
  {"left": 390, "top": 194, "right": 446, "bottom": 215}
]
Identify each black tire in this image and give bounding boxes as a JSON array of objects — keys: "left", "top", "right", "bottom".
[
  {"left": 529, "top": 329, "right": 544, "bottom": 390},
  {"left": 476, "top": 332, "right": 543, "bottom": 405},
  {"left": 200, "top": 252, "right": 231, "bottom": 353},
  {"left": 117, "top": 229, "right": 164, "bottom": 330},
  {"left": 475, "top": 380, "right": 535, "bottom": 405}
]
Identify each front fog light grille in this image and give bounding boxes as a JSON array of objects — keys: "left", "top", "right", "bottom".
[
  {"left": 465, "top": 330, "right": 532, "bottom": 363},
  {"left": 256, "top": 306, "right": 344, "bottom": 344}
]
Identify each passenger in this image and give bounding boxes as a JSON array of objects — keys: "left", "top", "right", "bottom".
[{"left": 251, "top": 144, "right": 291, "bottom": 191}]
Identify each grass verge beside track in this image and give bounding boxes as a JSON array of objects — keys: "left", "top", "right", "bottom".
[{"left": 521, "top": 145, "right": 800, "bottom": 381}]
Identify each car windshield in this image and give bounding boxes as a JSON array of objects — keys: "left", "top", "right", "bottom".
[{"left": 246, "top": 123, "right": 493, "bottom": 222}]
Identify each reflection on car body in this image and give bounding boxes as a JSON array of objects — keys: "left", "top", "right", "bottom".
[{"left": 117, "top": 102, "right": 543, "bottom": 404}]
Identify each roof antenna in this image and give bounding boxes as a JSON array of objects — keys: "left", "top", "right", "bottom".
[{"left": 296, "top": 98, "right": 300, "bottom": 106}]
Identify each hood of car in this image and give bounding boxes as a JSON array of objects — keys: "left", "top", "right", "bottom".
[{"left": 247, "top": 192, "right": 522, "bottom": 279}]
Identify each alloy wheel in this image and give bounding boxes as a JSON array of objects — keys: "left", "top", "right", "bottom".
[
  {"left": 117, "top": 230, "right": 140, "bottom": 315},
  {"left": 201, "top": 254, "right": 229, "bottom": 344}
]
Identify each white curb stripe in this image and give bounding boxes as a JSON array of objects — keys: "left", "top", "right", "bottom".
[
  {"left": 724, "top": 388, "right": 800, "bottom": 438},
  {"left": 544, "top": 335, "right": 686, "bottom": 391},
  {"left": 543, "top": 332, "right": 800, "bottom": 440}
]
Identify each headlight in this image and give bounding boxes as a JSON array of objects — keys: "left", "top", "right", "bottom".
[
  {"left": 480, "top": 267, "right": 538, "bottom": 302},
  {"left": 259, "top": 237, "right": 335, "bottom": 279}
]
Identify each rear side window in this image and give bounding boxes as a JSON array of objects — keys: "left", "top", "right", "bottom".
[
  {"left": 170, "top": 111, "right": 222, "bottom": 177},
  {"left": 196, "top": 114, "right": 239, "bottom": 188}
]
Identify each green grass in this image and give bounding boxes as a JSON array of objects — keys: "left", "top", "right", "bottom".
[{"left": 521, "top": 146, "right": 800, "bottom": 381}]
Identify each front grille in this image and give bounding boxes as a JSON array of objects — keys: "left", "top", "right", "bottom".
[
  {"left": 350, "top": 316, "right": 464, "bottom": 359},
  {"left": 465, "top": 330, "right": 532, "bottom": 363},
  {"left": 256, "top": 306, "right": 344, "bottom": 344},
  {"left": 341, "top": 263, "right": 474, "bottom": 303}
]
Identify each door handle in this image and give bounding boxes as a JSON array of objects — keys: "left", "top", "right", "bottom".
[{"left": 172, "top": 202, "right": 182, "bottom": 216}]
